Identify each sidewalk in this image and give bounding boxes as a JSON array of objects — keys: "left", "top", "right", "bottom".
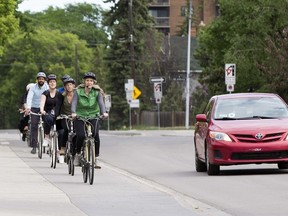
[{"left": 0, "top": 144, "right": 86, "bottom": 216}]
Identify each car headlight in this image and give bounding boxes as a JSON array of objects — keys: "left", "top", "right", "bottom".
[{"left": 209, "top": 131, "right": 232, "bottom": 142}]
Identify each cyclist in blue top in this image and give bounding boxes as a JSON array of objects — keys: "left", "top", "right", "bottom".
[{"left": 25, "top": 72, "right": 49, "bottom": 154}]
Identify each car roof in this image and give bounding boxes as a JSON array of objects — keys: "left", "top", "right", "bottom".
[{"left": 212, "top": 93, "right": 278, "bottom": 100}]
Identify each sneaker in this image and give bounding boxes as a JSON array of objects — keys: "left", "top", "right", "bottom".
[
  {"left": 74, "top": 153, "right": 81, "bottom": 166},
  {"left": 94, "top": 157, "right": 101, "bottom": 169},
  {"left": 31, "top": 147, "right": 36, "bottom": 154},
  {"left": 43, "top": 139, "right": 49, "bottom": 147}
]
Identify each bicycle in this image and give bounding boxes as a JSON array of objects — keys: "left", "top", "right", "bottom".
[
  {"left": 57, "top": 114, "right": 75, "bottom": 175},
  {"left": 30, "top": 112, "right": 45, "bottom": 159},
  {"left": 49, "top": 119, "right": 59, "bottom": 169},
  {"left": 75, "top": 117, "right": 100, "bottom": 185}
]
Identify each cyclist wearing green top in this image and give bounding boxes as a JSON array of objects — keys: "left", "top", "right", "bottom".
[{"left": 71, "top": 72, "right": 108, "bottom": 168}]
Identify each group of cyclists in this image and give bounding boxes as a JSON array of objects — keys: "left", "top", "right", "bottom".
[{"left": 19, "top": 71, "right": 108, "bottom": 168}]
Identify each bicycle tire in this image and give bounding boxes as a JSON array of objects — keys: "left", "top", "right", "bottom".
[
  {"left": 88, "top": 139, "right": 95, "bottom": 185},
  {"left": 82, "top": 142, "right": 88, "bottom": 183},
  {"left": 37, "top": 126, "right": 44, "bottom": 159},
  {"left": 70, "top": 156, "right": 75, "bottom": 176},
  {"left": 51, "top": 134, "right": 58, "bottom": 169}
]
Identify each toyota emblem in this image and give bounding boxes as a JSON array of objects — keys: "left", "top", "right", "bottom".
[{"left": 255, "top": 133, "right": 264, "bottom": 140}]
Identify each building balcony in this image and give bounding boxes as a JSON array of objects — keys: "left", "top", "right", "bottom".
[
  {"left": 149, "top": 0, "right": 170, "bottom": 7},
  {"left": 153, "top": 17, "right": 170, "bottom": 28}
]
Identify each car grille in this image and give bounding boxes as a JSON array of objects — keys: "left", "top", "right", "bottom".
[
  {"left": 231, "top": 151, "right": 288, "bottom": 160},
  {"left": 233, "top": 132, "right": 284, "bottom": 143}
]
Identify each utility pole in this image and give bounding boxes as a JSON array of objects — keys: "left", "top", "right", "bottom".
[
  {"left": 74, "top": 44, "right": 79, "bottom": 85},
  {"left": 185, "top": 0, "right": 192, "bottom": 129},
  {"left": 128, "top": 0, "right": 135, "bottom": 80}
]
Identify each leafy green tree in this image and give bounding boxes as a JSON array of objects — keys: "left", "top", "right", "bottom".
[
  {"left": 195, "top": 0, "right": 288, "bottom": 102},
  {"left": 103, "top": 0, "right": 162, "bottom": 129},
  {"left": 0, "top": 28, "right": 93, "bottom": 128},
  {"left": 0, "top": 0, "right": 19, "bottom": 56}
]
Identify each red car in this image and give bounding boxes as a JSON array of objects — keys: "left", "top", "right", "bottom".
[{"left": 194, "top": 93, "right": 288, "bottom": 175}]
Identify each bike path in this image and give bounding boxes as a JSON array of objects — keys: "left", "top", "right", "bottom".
[{"left": 0, "top": 129, "right": 218, "bottom": 216}]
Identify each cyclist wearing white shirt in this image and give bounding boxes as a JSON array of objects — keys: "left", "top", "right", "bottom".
[{"left": 25, "top": 72, "right": 49, "bottom": 154}]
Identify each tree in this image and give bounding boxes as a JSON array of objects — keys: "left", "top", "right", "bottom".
[
  {"left": 0, "top": 0, "right": 19, "bottom": 56},
  {"left": 103, "top": 0, "right": 162, "bottom": 129},
  {"left": 195, "top": 0, "right": 288, "bottom": 101},
  {"left": 0, "top": 28, "right": 93, "bottom": 128}
]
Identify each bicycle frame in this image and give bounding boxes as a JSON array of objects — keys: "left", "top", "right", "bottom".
[{"left": 78, "top": 117, "right": 99, "bottom": 185}]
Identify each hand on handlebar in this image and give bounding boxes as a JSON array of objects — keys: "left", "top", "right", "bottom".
[
  {"left": 71, "top": 113, "right": 77, "bottom": 119},
  {"left": 102, "top": 112, "right": 109, "bottom": 119}
]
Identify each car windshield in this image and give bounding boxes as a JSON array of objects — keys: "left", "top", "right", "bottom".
[{"left": 213, "top": 96, "right": 288, "bottom": 120}]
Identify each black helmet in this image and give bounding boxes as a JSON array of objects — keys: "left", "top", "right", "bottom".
[
  {"left": 63, "top": 77, "right": 75, "bottom": 85},
  {"left": 83, "top": 72, "right": 96, "bottom": 80},
  {"left": 61, "top": 74, "right": 71, "bottom": 82},
  {"left": 47, "top": 74, "right": 57, "bottom": 82},
  {"left": 36, "top": 72, "right": 46, "bottom": 79}
]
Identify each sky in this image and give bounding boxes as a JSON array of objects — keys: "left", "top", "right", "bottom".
[{"left": 18, "top": 0, "right": 113, "bottom": 12}]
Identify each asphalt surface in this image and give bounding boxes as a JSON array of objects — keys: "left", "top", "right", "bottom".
[{"left": 0, "top": 129, "right": 228, "bottom": 216}]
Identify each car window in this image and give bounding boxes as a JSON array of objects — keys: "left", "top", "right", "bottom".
[
  {"left": 213, "top": 96, "right": 288, "bottom": 119},
  {"left": 203, "top": 99, "right": 215, "bottom": 120}
]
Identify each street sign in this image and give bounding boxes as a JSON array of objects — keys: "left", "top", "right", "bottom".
[
  {"left": 150, "top": 76, "right": 166, "bottom": 83},
  {"left": 133, "top": 86, "right": 141, "bottom": 99},
  {"left": 154, "top": 82, "right": 162, "bottom": 99},
  {"left": 129, "top": 99, "right": 140, "bottom": 108},
  {"left": 226, "top": 84, "right": 234, "bottom": 92},
  {"left": 125, "top": 79, "right": 134, "bottom": 92},
  {"left": 225, "top": 64, "right": 236, "bottom": 85}
]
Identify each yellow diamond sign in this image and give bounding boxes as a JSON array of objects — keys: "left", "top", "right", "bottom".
[{"left": 133, "top": 86, "right": 141, "bottom": 99}]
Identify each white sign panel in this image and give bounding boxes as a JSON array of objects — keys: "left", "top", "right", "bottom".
[
  {"left": 125, "top": 79, "right": 134, "bottom": 92},
  {"left": 154, "top": 82, "right": 162, "bottom": 99},
  {"left": 129, "top": 99, "right": 140, "bottom": 108},
  {"left": 225, "top": 64, "right": 236, "bottom": 85},
  {"left": 226, "top": 84, "right": 234, "bottom": 92}
]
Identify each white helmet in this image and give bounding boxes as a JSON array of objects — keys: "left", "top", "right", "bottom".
[{"left": 26, "top": 83, "right": 35, "bottom": 91}]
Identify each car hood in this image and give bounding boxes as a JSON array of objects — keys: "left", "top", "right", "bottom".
[{"left": 211, "top": 118, "right": 288, "bottom": 133}]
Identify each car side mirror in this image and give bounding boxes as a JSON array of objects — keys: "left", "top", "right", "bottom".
[{"left": 196, "top": 114, "right": 207, "bottom": 122}]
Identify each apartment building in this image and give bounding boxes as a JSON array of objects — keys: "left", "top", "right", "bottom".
[{"left": 148, "top": 0, "right": 220, "bottom": 36}]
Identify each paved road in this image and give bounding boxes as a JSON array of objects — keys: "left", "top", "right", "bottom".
[{"left": 0, "top": 129, "right": 228, "bottom": 216}]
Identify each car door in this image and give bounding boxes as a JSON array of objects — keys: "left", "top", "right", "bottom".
[{"left": 195, "top": 99, "right": 214, "bottom": 160}]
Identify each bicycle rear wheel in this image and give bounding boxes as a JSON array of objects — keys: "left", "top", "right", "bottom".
[
  {"left": 88, "top": 139, "right": 95, "bottom": 185},
  {"left": 37, "top": 126, "right": 44, "bottom": 159}
]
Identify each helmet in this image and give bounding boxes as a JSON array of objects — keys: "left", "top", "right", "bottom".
[
  {"left": 61, "top": 74, "right": 71, "bottom": 82},
  {"left": 47, "top": 74, "right": 57, "bottom": 82},
  {"left": 63, "top": 77, "right": 75, "bottom": 85},
  {"left": 83, "top": 72, "right": 96, "bottom": 80},
  {"left": 36, "top": 72, "right": 46, "bottom": 79},
  {"left": 26, "top": 83, "right": 35, "bottom": 91}
]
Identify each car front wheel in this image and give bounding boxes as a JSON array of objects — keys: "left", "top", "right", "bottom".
[
  {"left": 195, "top": 146, "right": 207, "bottom": 172},
  {"left": 205, "top": 145, "right": 220, "bottom": 175}
]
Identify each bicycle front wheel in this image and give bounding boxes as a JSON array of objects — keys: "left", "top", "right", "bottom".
[
  {"left": 88, "top": 139, "right": 95, "bottom": 185},
  {"left": 50, "top": 134, "right": 58, "bottom": 169},
  {"left": 37, "top": 127, "right": 44, "bottom": 159}
]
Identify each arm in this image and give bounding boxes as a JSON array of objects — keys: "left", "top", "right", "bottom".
[
  {"left": 26, "top": 87, "right": 34, "bottom": 109},
  {"left": 97, "top": 93, "right": 108, "bottom": 118},
  {"left": 71, "top": 90, "right": 78, "bottom": 117},
  {"left": 98, "top": 93, "right": 107, "bottom": 114},
  {"left": 40, "top": 94, "right": 47, "bottom": 114}
]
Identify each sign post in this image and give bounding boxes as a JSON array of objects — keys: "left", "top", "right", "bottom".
[{"left": 225, "top": 64, "right": 236, "bottom": 93}]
